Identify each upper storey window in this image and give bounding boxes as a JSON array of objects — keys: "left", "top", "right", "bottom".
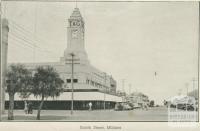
[{"left": 73, "top": 22, "right": 76, "bottom": 26}]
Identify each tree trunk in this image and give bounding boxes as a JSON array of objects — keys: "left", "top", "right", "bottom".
[
  {"left": 36, "top": 95, "right": 44, "bottom": 120},
  {"left": 8, "top": 92, "right": 15, "bottom": 120}
]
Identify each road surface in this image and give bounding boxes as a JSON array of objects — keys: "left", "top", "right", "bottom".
[{"left": 2, "top": 106, "right": 198, "bottom": 121}]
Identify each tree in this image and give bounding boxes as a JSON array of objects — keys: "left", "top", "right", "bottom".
[
  {"left": 32, "top": 66, "right": 64, "bottom": 120},
  {"left": 6, "top": 64, "right": 32, "bottom": 120},
  {"left": 149, "top": 100, "right": 155, "bottom": 107}
]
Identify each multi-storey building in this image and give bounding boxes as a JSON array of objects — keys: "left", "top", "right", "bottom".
[{"left": 5, "top": 8, "right": 122, "bottom": 110}]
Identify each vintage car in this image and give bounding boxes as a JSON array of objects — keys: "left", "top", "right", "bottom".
[{"left": 114, "top": 102, "right": 133, "bottom": 111}]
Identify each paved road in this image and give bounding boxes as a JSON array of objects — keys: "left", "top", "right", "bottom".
[{"left": 2, "top": 106, "right": 173, "bottom": 121}]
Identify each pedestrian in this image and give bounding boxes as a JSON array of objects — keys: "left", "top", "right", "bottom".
[
  {"left": 142, "top": 103, "right": 144, "bottom": 110},
  {"left": 24, "top": 100, "right": 28, "bottom": 114},
  {"left": 144, "top": 103, "right": 148, "bottom": 111},
  {"left": 88, "top": 102, "right": 92, "bottom": 111},
  {"left": 28, "top": 102, "right": 33, "bottom": 114},
  {"left": 27, "top": 102, "right": 30, "bottom": 114}
]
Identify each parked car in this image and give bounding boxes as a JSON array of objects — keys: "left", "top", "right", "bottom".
[
  {"left": 123, "top": 103, "right": 132, "bottom": 110},
  {"left": 114, "top": 102, "right": 133, "bottom": 111},
  {"left": 177, "top": 104, "right": 195, "bottom": 111},
  {"left": 114, "top": 103, "right": 123, "bottom": 111}
]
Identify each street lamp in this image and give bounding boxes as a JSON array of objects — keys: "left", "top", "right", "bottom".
[
  {"left": 70, "top": 53, "right": 75, "bottom": 115},
  {"left": 121, "top": 79, "right": 126, "bottom": 102},
  {"left": 185, "top": 83, "right": 189, "bottom": 96},
  {"left": 65, "top": 53, "right": 80, "bottom": 115},
  {"left": 66, "top": 53, "right": 80, "bottom": 115}
]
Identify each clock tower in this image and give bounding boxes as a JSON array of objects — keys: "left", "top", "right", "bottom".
[{"left": 63, "top": 8, "right": 89, "bottom": 65}]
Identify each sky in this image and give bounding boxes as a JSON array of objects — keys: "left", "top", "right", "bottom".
[{"left": 2, "top": 1, "right": 199, "bottom": 105}]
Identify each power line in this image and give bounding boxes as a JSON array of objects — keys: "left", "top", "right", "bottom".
[
  {"left": 9, "top": 33, "right": 59, "bottom": 59},
  {"left": 9, "top": 30, "right": 58, "bottom": 56},
  {"left": 6, "top": 19, "right": 62, "bottom": 61},
  {"left": 9, "top": 37, "right": 35, "bottom": 51},
  {"left": 9, "top": 20, "right": 49, "bottom": 44},
  {"left": 9, "top": 24, "right": 50, "bottom": 49},
  {"left": 9, "top": 20, "right": 55, "bottom": 50},
  {"left": 9, "top": 37, "right": 59, "bottom": 60},
  {"left": 10, "top": 32, "right": 42, "bottom": 50},
  {"left": 9, "top": 33, "right": 36, "bottom": 49},
  {"left": 9, "top": 24, "right": 40, "bottom": 45}
]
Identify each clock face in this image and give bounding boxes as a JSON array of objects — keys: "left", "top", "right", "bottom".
[
  {"left": 72, "top": 30, "right": 78, "bottom": 38},
  {"left": 71, "top": 21, "right": 81, "bottom": 27}
]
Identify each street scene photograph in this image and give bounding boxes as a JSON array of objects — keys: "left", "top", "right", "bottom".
[{"left": 0, "top": 1, "right": 199, "bottom": 122}]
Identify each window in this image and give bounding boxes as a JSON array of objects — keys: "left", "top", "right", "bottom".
[
  {"left": 66, "top": 79, "right": 78, "bottom": 83},
  {"left": 6, "top": 80, "right": 11, "bottom": 84},
  {"left": 73, "top": 79, "right": 78, "bottom": 83},
  {"left": 66, "top": 79, "right": 71, "bottom": 83},
  {"left": 86, "top": 79, "right": 90, "bottom": 84},
  {"left": 73, "top": 22, "right": 76, "bottom": 26}
]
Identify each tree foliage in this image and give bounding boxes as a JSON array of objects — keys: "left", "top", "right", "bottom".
[
  {"left": 6, "top": 64, "right": 32, "bottom": 120},
  {"left": 6, "top": 64, "right": 32, "bottom": 94},
  {"left": 32, "top": 66, "right": 64, "bottom": 98},
  {"left": 149, "top": 100, "right": 155, "bottom": 107},
  {"left": 32, "top": 66, "right": 64, "bottom": 120},
  {"left": 6, "top": 64, "right": 64, "bottom": 120}
]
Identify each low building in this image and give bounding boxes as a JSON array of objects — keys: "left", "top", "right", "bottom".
[
  {"left": 5, "top": 92, "right": 122, "bottom": 110},
  {"left": 188, "top": 89, "right": 198, "bottom": 100},
  {"left": 126, "top": 92, "right": 149, "bottom": 107}
]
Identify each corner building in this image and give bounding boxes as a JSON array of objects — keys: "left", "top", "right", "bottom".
[{"left": 5, "top": 8, "right": 122, "bottom": 110}]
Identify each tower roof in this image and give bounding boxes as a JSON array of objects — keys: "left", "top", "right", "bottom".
[{"left": 70, "top": 8, "right": 83, "bottom": 20}]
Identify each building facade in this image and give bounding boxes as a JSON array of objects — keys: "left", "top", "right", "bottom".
[
  {"left": 126, "top": 92, "right": 149, "bottom": 108},
  {"left": 25, "top": 8, "right": 117, "bottom": 95}
]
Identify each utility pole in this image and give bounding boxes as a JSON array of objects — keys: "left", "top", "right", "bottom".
[
  {"left": 75, "top": 0, "right": 78, "bottom": 8},
  {"left": 184, "top": 83, "right": 189, "bottom": 111},
  {"left": 0, "top": 9, "right": 2, "bottom": 121},
  {"left": 34, "top": 3, "right": 38, "bottom": 63},
  {"left": 192, "top": 78, "right": 197, "bottom": 98},
  {"left": 122, "top": 79, "right": 125, "bottom": 93},
  {"left": 121, "top": 79, "right": 125, "bottom": 102},
  {"left": 1, "top": 18, "right": 9, "bottom": 117},
  {"left": 128, "top": 84, "right": 132, "bottom": 95},
  {"left": 178, "top": 89, "right": 182, "bottom": 96},
  {"left": 185, "top": 83, "right": 189, "bottom": 96},
  {"left": 71, "top": 54, "right": 74, "bottom": 115},
  {"left": 65, "top": 53, "right": 80, "bottom": 115},
  {"left": 103, "top": 73, "right": 106, "bottom": 110}
]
